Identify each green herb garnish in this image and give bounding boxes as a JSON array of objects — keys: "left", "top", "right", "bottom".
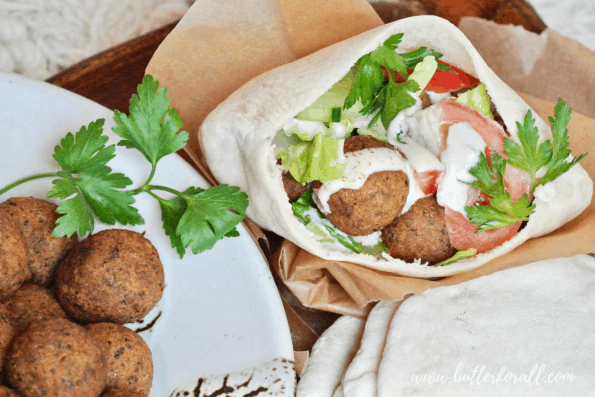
[
  {"left": 504, "top": 98, "right": 587, "bottom": 195},
  {"left": 0, "top": 75, "right": 249, "bottom": 258},
  {"left": 464, "top": 98, "right": 586, "bottom": 232},
  {"left": 344, "top": 34, "right": 445, "bottom": 129}
]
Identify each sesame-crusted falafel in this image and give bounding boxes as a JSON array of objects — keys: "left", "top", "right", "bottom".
[
  {"left": 5, "top": 318, "right": 107, "bottom": 397},
  {"left": 0, "top": 197, "right": 76, "bottom": 286},
  {"left": 3, "top": 283, "right": 66, "bottom": 332},
  {"left": 0, "top": 212, "right": 30, "bottom": 300},
  {"left": 56, "top": 229, "right": 165, "bottom": 324},
  {"left": 86, "top": 322, "right": 153, "bottom": 396},
  {"left": 321, "top": 135, "right": 409, "bottom": 236},
  {"left": 381, "top": 195, "right": 456, "bottom": 264}
]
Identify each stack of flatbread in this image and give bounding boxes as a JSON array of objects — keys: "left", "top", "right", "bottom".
[{"left": 297, "top": 255, "right": 595, "bottom": 396}]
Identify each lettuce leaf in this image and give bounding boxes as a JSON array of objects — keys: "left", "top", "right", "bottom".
[{"left": 276, "top": 129, "right": 346, "bottom": 184}]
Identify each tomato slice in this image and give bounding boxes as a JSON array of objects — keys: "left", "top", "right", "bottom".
[
  {"left": 390, "top": 61, "right": 479, "bottom": 93},
  {"left": 426, "top": 61, "right": 479, "bottom": 93},
  {"left": 445, "top": 207, "right": 521, "bottom": 253},
  {"left": 439, "top": 100, "right": 532, "bottom": 253}
]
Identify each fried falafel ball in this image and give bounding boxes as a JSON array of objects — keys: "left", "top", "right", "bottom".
[
  {"left": 3, "top": 283, "right": 66, "bottom": 332},
  {"left": 5, "top": 318, "right": 107, "bottom": 397},
  {"left": 0, "top": 304, "right": 16, "bottom": 372},
  {"left": 0, "top": 212, "right": 30, "bottom": 301},
  {"left": 0, "top": 386, "right": 21, "bottom": 397},
  {"left": 56, "top": 229, "right": 165, "bottom": 324},
  {"left": 282, "top": 171, "right": 312, "bottom": 202},
  {"left": 101, "top": 390, "right": 146, "bottom": 397},
  {"left": 0, "top": 198, "right": 77, "bottom": 286},
  {"left": 86, "top": 323, "right": 153, "bottom": 396},
  {"left": 381, "top": 195, "right": 456, "bottom": 264},
  {"left": 321, "top": 135, "right": 409, "bottom": 236}
]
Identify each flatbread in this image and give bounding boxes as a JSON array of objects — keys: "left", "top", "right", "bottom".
[
  {"left": 377, "top": 254, "right": 595, "bottom": 396},
  {"left": 297, "top": 315, "right": 365, "bottom": 397},
  {"left": 341, "top": 300, "right": 401, "bottom": 397},
  {"left": 200, "top": 15, "right": 592, "bottom": 278}
]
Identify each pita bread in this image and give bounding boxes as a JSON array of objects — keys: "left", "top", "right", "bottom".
[
  {"left": 377, "top": 254, "right": 595, "bottom": 396},
  {"left": 296, "top": 315, "right": 365, "bottom": 397},
  {"left": 200, "top": 15, "right": 592, "bottom": 278},
  {"left": 341, "top": 300, "right": 401, "bottom": 397}
]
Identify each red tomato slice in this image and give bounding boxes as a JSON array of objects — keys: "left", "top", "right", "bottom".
[
  {"left": 390, "top": 61, "right": 479, "bottom": 93},
  {"left": 426, "top": 61, "right": 479, "bottom": 93},
  {"left": 445, "top": 207, "right": 521, "bottom": 252},
  {"left": 439, "top": 100, "right": 532, "bottom": 253},
  {"left": 414, "top": 170, "right": 442, "bottom": 195},
  {"left": 439, "top": 100, "right": 505, "bottom": 154}
]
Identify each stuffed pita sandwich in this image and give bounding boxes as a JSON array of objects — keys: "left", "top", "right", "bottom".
[{"left": 200, "top": 16, "right": 592, "bottom": 278}]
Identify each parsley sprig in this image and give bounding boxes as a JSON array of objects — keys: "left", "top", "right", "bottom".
[
  {"left": 464, "top": 98, "right": 586, "bottom": 232},
  {"left": 0, "top": 75, "right": 249, "bottom": 258},
  {"left": 343, "top": 34, "right": 447, "bottom": 129}
]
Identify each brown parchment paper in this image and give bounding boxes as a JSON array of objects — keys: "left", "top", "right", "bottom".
[{"left": 146, "top": 1, "right": 595, "bottom": 318}]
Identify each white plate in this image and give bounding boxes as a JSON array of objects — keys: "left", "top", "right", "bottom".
[{"left": 0, "top": 72, "right": 293, "bottom": 395}]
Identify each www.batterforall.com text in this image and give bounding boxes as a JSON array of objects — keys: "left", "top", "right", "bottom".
[{"left": 410, "top": 363, "right": 575, "bottom": 387}]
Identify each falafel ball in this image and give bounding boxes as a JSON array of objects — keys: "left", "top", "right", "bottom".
[
  {"left": 86, "top": 323, "right": 152, "bottom": 395},
  {"left": 56, "top": 229, "right": 165, "bottom": 324},
  {"left": 381, "top": 196, "right": 456, "bottom": 264},
  {"left": 5, "top": 318, "right": 107, "bottom": 397},
  {"left": 3, "top": 283, "right": 66, "bottom": 332},
  {"left": 0, "top": 304, "right": 16, "bottom": 371},
  {"left": 0, "top": 386, "right": 20, "bottom": 397},
  {"left": 0, "top": 212, "right": 30, "bottom": 301},
  {"left": 322, "top": 135, "right": 409, "bottom": 236},
  {"left": 0, "top": 197, "right": 77, "bottom": 286},
  {"left": 101, "top": 390, "right": 146, "bottom": 397},
  {"left": 282, "top": 171, "right": 311, "bottom": 202}
]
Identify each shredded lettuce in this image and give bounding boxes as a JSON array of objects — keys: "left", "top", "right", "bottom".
[
  {"left": 456, "top": 83, "right": 494, "bottom": 119},
  {"left": 296, "top": 71, "right": 364, "bottom": 123},
  {"left": 434, "top": 248, "right": 477, "bottom": 266},
  {"left": 275, "top": 128, "right": 346, "bottom": 184}
]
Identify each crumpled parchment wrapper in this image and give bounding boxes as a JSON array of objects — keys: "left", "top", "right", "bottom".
[{"left": 146, "top": 1, "right": 595, "bottom": 317}]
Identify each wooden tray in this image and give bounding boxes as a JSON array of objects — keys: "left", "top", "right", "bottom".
[{"left": 46, "top": 0, "right": 547, "bottom": 352}]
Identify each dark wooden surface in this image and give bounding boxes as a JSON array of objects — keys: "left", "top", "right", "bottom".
[{"left": 45, "top": 0, "right": 547, "bottom": 352}]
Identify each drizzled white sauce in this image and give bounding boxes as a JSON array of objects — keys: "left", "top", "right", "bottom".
[
  {"left": 386, "top": 93, "right": 422, "bottom": 145},
  {"left": 426, "top": 90, "right": 453, "bottom": 104},
  {"left": 314, "top": 147, "right": 407, "bottom": 214},
  {"left": 352, "top": 231, "right": 382, "bottom": 246},
  {"left": 406, "top": 103, "right": 442, "bottom": 156},
  {"left": 436, "top": 122, "right": 486, "bottom": 215},
  {"left": 282, "top": 118, "right": 326, "bottom": 136},
  {"left": 401, "top": 160, "right": 426, "bottom": 215},
  {"left": 331, "top": 122, "right": 349, "bottom": 139}
]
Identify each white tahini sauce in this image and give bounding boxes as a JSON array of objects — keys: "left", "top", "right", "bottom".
[
  {"left": 403, "top": 103, "right": 442, "bottom": 156},
  {"left": 314, "top": 147, "right": 407, "bottom": 214},
  {"left": 331, "top": 122, "right": 349, "bottom": 139},
  {"left": 436, "top": 122, "right": 486, "bottom": 215},
  {"left": 386, "top": 93, "right": 422, "bottom": 146},
  {"left": 352, "top": 231, "right": 382, "bottom": 246},
  {"left": 426, "top": 90, "right": 453, "bottom": 104},
  {"left": 282, "top": 118, "right": 326, "bottom": 136}
]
